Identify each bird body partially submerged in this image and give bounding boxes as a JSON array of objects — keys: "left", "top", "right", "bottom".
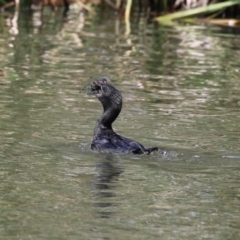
[{"left": 85, "top": 77, "right": 165, "bottom": 154}]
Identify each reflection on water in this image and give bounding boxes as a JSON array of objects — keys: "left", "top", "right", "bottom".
[
  {"left": 0, "top": 7, "right": 240, "bottom": 240},
  {"left": 93, "top": 154, "right": 123, "bottom": 219}
]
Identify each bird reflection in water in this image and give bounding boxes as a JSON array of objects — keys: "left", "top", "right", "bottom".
[{"left": 93, "top": 154, "right": 123, "bottom": 219}]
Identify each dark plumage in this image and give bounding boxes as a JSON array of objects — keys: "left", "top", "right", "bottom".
[{"left": 86, "top": 77, "right": 164, "bottom": 154}]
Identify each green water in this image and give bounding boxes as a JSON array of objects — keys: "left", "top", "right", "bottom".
[{"left": 0, "top": 7, "right": 240, "bottom": 240}]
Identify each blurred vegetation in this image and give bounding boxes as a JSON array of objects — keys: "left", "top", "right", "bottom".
[
  {"left": 1, "top": 0, "right": 240, "bottom": 26},
  {"left": 156, "top": 0, "right": 240, "bottom": 25}
]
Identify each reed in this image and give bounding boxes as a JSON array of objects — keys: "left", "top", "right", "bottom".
[{"left": 155, "top": 0, "right": 240, "bottom": 24}]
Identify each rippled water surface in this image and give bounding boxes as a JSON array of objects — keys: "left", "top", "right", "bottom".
[{"left": 1, "top": 7, "right": 240, "bottom": 239}]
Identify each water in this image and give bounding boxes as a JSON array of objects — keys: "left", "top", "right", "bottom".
[{"left": 1, "top": 7, "right": 240, "bottom": 239}]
